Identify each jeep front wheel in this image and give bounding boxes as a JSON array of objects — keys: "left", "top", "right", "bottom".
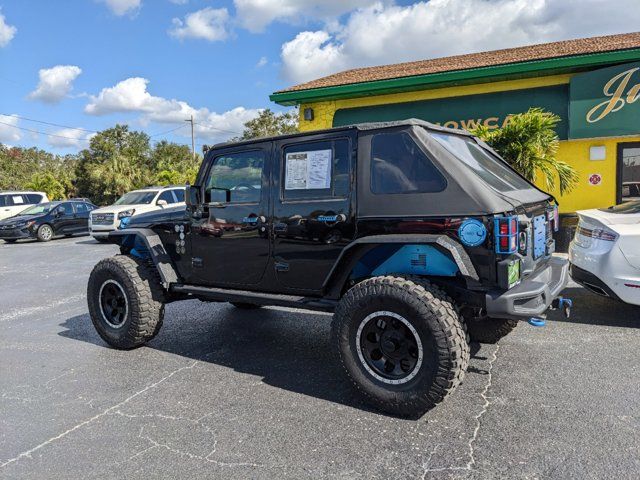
[
  {"left": 332, "top": 276, "right": 470, "bottom": 417},
  {"left": 87, "top": 255, "right": 165, "bottom": 349}
]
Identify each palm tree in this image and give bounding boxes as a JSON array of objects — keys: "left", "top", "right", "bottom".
[{"left": 472, "top": 108, "right": 579, "bottom": 195}]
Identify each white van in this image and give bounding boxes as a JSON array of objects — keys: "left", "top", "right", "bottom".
[{"left": 0, "top": 191, "right": 50, "bottom": 221}]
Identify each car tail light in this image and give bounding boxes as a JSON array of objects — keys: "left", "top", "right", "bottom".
[
  {"left": 577, "top": 226, "right": 618, "bottom": 242},
  {"left": 494, "top": 216, "right": 518, "bottom": 254}
]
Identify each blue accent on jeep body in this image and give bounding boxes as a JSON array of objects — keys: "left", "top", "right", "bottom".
[
  {"left": 350, "top": 244, "right": 459, "bottom": 279},
  {"left": 458, "top": 219, "right": 487, "bottom": 247},
  {"left": 119, "top": 233, "right": 151, "bottom": 260}
]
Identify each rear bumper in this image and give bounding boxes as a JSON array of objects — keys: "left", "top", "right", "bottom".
[
  {"left": 569, "top": 263, "right": 622, "bottom": 301},
  {"left": 485, "top": 256, "right": 569, "bottom": 319}
]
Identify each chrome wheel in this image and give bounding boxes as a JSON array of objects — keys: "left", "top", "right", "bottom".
[
  {"left": 38, "top": 224, "right": 53, "bottom": 241},
  {"left": 98, "top": 279, "right": 129, "bottom": 328},
  {"left": 356, "top": 311, "right": 424, "bottom": 385}
]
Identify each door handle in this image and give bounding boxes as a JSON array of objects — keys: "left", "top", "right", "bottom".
[{"left": 317, "top": 214, "right": 347, "bottom": 223}]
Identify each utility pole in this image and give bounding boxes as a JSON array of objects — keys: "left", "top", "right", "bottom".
[{"left": 185, "top": 115, "right": 195, "bottom": 161}]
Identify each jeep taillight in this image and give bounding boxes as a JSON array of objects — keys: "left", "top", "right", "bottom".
[{"left": 494, "top": 216, "right": 518, "bottom": 254}]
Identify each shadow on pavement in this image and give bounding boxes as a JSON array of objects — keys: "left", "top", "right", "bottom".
[
  {"left": 59, "top": 306, "right": 382, "bottom": 415},
  {"left": 58, "top": 303, "right": 487, "bottom": 418}
]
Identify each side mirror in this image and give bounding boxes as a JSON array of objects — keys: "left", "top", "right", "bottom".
[
  {"left": 157, "top": 199, "right": 168, "bottom": 207},
  {"left": 186, "top": 184, "right": 201, "bottom": 207},
  {"left": 56, "top": 210, "right": 65, "bottom": 217}
]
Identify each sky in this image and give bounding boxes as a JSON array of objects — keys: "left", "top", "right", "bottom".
[{"left": 1, "top": 0, "right": 639, "bottom": 153}]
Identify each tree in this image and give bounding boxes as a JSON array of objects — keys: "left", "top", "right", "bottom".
[
  {"left": 75, "top": 125, "right": 152, "bottom": 204},
  {"left": 26, "top": 172, "right": 66, "bottom": 200},
  {"left": 471, "top": 108, "right": 579, "bottom": 195},
  {"left": 235, "top": 109, "right": 299, "bottom": 141},
  {"left": 151, "top": 140, "right": 199, "bottom": 186}
]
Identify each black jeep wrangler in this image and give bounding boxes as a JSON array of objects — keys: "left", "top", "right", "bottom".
[{"left": 87, "top": 119, "right": 569, "bottom": 416}]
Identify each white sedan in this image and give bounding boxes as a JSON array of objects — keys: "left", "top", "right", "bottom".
[{"left": 569, "top": 200, "right": 640, "bottom": 306}]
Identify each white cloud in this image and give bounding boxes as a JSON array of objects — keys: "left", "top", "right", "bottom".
[
  {"left": 100, "top": 0, "right": 142, "bottom": 16},
  {"left": 169, "top": 0, "right": 188, "bottom": 4},
  {"left": 169, "top": 7, "right": 229, "bottom": 41},
  {"left": 234, "top": 0, "right": 377, "bottom": 33},
  {"left": 85, "top": 77, "right": 260, "bottom": 141},
  {"left": 256, "top": 56, "right": 268, "bottom": 68},
  {"left": 28, "top": 65, "right": 82, "bottom": 104},
  {"left": 0, "top": 9, "right": 17, "bottom": 47},
  {"left": 47, "top": 129, "right": 95, "bottom": 149},
  {"left": 0, "top": 114, "right": 21, "bottom": 143},
  {"left": 280, "top": 0, "right": 640, "bottom": 83}
]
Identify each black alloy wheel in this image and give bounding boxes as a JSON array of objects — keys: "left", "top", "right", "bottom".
[
  {"left": 99, "top": 280, "right": 128, "bottom": 328},
  {"left": 357, "top": 311, "right": 422, "bottom": 384}
]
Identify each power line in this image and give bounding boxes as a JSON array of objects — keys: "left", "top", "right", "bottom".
[
  {"left": 192, "top": 121, "right": 240, "bottom": 135},
  {"left": 149, "top": 124, "right": 187, "bottom": 137},
  {"left": 1, "top": 114, "right": 99, "bottom": 133},
  {"left": 0, "top": 120, "right": 89, "bottom": 141},
  {"left": 0, "top": 117, "right": 189, "bottom": 143}
]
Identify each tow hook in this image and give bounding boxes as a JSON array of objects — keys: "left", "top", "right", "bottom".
[
  {"left": 552, "top": 296, "right": 573, "bottom": 318},
  {"left": 528, "top": 317, "right": 546, "bottom": 327}
]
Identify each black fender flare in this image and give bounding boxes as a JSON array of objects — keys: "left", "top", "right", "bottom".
[
  {"left": 108, "top": 229, "right": 179, "bottom": 288},
  {"left": 323, "top": 234, "right": 480, "bottom": 299}
]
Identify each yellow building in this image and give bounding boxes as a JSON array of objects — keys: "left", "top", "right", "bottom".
[{"left": 271, "top": 32, "right": 640, "bottom": 215}]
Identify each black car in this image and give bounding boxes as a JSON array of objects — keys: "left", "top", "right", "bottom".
[
  {"left": 86, "top": 119, "right": 570, "bottom": 416},
  {"left": 0, "top": 200, "right": 97, "bottom": 243}
]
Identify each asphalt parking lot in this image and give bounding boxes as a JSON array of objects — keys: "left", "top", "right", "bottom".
[{"left": 1, "top": 236, "right": 639, "bottom": 479}]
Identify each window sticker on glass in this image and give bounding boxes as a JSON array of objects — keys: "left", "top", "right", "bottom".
[
  {"left": 285, "top": 149, "right": 332, "bottom": 190},
  {"left": 12, "top": 195, "right": 24, "bottom": 204}
]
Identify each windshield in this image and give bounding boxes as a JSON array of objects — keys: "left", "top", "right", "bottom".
[
  {"left": 431, "top": 132, "right": 534, "bottom": 192},
  {"left": 18, "top": 203, "right": 56, "bottom": 216},
  {"left": 114, "top": 191, "right": 158, "bottom": 205},
  {"left": 601, "top": 200, "right": 640, "bottom": 214}
]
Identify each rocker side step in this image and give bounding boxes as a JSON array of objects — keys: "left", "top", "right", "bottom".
[{"left": 171, "top": 284, "right": 337, "bottom": 312}]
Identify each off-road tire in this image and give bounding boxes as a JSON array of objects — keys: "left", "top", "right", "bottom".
[
  {"left": 332, "top": 276, "right": 470, "bottom": 417},
  {"left": 230, "top": 302, "right": 262, "bottom": 310},
  {"left": 466, "top": 316, "right": 518, "bottom": 344},
  {"left": 87, "top": 254, "right": 165, "bottom": 349},
  {"left": 37, "top": 224, "right": 54, "bottom": 242}
]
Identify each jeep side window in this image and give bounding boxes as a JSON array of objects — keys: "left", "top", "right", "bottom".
[
  {"left": 370, "top": 132, "right": 447, "bottom": 195},
  {"left": 282, "top": 138, "right": 349, "bottom": 200},
  {"left": 205, "top": 151, "right": 264, "bottom": 204}
]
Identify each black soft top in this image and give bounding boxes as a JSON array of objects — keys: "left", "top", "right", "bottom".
[{"left": 212, "top": 119, "right": 551, "bottom": 217}]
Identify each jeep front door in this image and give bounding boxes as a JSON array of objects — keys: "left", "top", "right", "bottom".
[
  {"left": 190, "top": 145, "right": 271, "bottom": 287},
  {"left": 272, "top": 134, "right": 356, "bottom": 292}
]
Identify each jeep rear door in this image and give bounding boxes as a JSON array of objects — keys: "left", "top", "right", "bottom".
[
  {"left": 271, "top": 132, "right": 357, "bottom": 292},
  {"left": 189, "top": 142, "right": 272, "bottom": 287}
]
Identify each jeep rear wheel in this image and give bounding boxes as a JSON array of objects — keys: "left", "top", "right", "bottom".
[
  {"left": 332, "top": 276, "right": 470, "bottom": 417},
  {"left": 466, "top": 316, "right": 518, "bottom": 344},
  {"left": 87, "top": 255, "right": 165, "bottom": 349}
]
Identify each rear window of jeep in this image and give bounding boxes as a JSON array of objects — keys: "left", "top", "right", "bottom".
[{"left": 370, "top": 132, "right": 446, "bottom": 195}]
